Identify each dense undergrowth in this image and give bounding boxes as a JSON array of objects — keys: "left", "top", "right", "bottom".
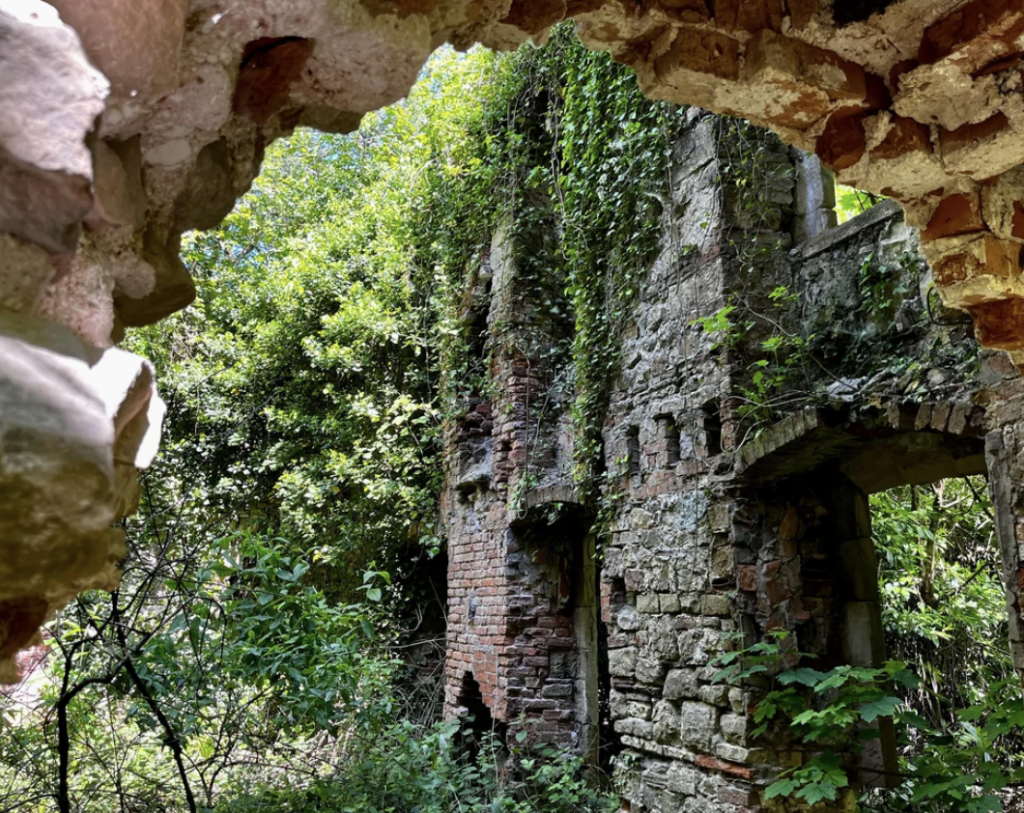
[{"left": 0, "top": 25, "right": 1017, "bottom": 813}]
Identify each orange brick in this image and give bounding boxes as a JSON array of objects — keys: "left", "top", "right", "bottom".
[
  {"left": 816, "top": 108, "right": 868, "bottom": 170},
  {"left": 922, "top": 193, "right": 985, "bottom": 241},
  {"left": 940, "top": 111, "right": 1011, "bottom": 157},
  {"left": 871, "top": 115, "right": 932, "bottom": 160},
  {"left": 920, "top": 0, "right": 1024, "bottom": 70},
  {"left": 713, "top": 0, "right": 784, "bottom": 32},
  {"left": 967, "top": 295, "right": 1024, "bottom": 350}
]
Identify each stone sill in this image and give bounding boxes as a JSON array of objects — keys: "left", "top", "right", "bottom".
[{"left": 799, "top": 198, "right": 902, "bottom": 261}]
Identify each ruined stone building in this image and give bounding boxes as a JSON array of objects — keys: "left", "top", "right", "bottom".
[
  {"left": 441, "top": 112, "right": 1024, "bottom": 810},
  {"left": 6, "top": 0, "right": 1024, "bottom": 810}
]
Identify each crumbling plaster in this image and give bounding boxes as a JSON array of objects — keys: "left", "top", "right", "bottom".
[{"left": 2, "top": 0, "right": 1024, "bottom": 678}]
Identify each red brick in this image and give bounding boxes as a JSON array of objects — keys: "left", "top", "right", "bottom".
[
  {"left": 695, "top": 754, "right": 756, "bottom": 780},
  {"left": 922, "top": 193, "right": 985, "bottom": 241},
  {"left": 967, "top": 295, "right": 1024, "bottom": 350},
  {"left": 919, "top": 0, "right": 1024, "bottom": 70},
  {"left": 713, "top": 0, "right": 784, "bottom": 33},
  {"left": 871, "top": 116, "right": 932, "bottom": 161},
  {"left": 939, "top": 112, "right": 1011, "bottom": 159},
  {"left": 787, "top": 0, "right": 816, "bottom": 29},
  {"left": 815, "top": 108, "right": 868, "bottom": 171},
  {"left": 1013, "top": 201, "right": 1024, "bottom": 239},
  {"left": 888, "top": 59, "right": 918, "bottom": 93}
]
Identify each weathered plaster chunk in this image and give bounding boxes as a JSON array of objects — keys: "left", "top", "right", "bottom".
[
  {"left": 0, "top": 234, "right": 57, "bottom": 313},
  {"left": 48, "top": 0, "right": 188, "bottom": 102},
  {"left": 0, "top": 313, "right": 164, "bottom": 681},
  {"left": 0, "top": 0, "right": 107, "bottom": 253}
]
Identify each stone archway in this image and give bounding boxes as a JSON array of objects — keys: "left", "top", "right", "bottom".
[{"left": 3, "top": 0, "right": 1024, "bottom": 680}]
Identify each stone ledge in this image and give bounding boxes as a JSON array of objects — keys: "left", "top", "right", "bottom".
[{"left": 799, "top": 199, "right": 902, "bottom": 261}]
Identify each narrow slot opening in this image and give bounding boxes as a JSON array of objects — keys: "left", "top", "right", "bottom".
[
  {"left": 702, "top": 400, "right": 723, "bottom": 457},
  {"left": 626, "top": 425, "right": 641, "bottom": 477}
]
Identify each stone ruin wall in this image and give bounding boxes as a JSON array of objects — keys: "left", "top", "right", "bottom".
[
  {"left": 440, "top": 113, "right": 1024, "bottom": 811},
  {"left": 5, "top": 0, "right": 1024, "bottom": 723}
]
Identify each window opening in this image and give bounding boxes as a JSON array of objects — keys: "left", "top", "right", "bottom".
[
  {"left": 626, "top": 425, "right": 641, "bottom": 477},
  {"left": 702, "top": 401, "right": 723, "bottom": 457}
]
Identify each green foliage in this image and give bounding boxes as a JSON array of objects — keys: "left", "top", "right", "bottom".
[
  {"left": 863, "top": 479, "right": 1024, "bottom": 812},
  {"left": 214, "top": 719, "right": 614, "bottom": 813},
  {"left": 693, "top": 285, "right": 812, "bottom": 432},
  {"left": 553, "top": 32, "right": 682, "bottom": 493},
  {"left": 836, "top": 182, "right": 884, "bottom": 225},
  {"left": 872, "top": 478, "right": 1008, "bottom": 691},
  {"left": 713, "top": 478, "right": 1024, "bottom": 811},
  {"left": 425, "top": 27, "right": 683, "bottom": 496}
]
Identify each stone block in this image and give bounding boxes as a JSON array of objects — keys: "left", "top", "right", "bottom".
[
  {"left": 615, "top": 717, "right": 655, "bottom": 740},
  {"left": 679, "top": 701, "right": 717, "bottom": 750},
  {"left": 637, "top": 656, "right": 667, "bottom": 685},
  {"left": 541, "top": 681, "right": 572, "bottom": 698},
  {"left": 617, "top": 604, "right": 642, "bottom": 631},
  {"left": 699, "top": 683, "right": 731, "bottom": 707},
  {"left": 729, "top": 688, "right": 749, "bottom": 715},
  {"left": 666, "top": 762, "right": 701, "bottom": 796},
  {"left": 625, "top": 700, "right": 654, "bottom": 721},
  {"left": 609, "top": 647, "right": 638, "bottom": 678},
  {"left": 702, "top": 594, "right": 733, "bottom": 617},
  {"left": 708, "top": 502, "right": 732, "bottom": 533},
  {"left": 637, "top": 593, "right": 661, "bottom": 613},
  {"left": 652, "top": 618, "right": 681, "bottom": 661},
  {"left": 679, "top": 628, "right": 719, "bottom": 666},
  {"left": 653, "top": 699, "right": 680, "bottom": 743},
  {"left": 720, "top": 712, "right": 749, "bottom": 743},
  {"left": 715, "top": 742, "right": 754, "bottom": 763},
  {"left": 664, "top": 668, "right": 700, "bottom": 700}
]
